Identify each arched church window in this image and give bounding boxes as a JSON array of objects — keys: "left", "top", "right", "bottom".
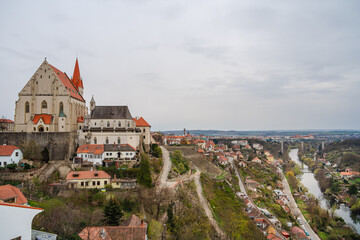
[
  {"left": 42, "top": 101, "right": 47, "bottom": 109},
  {"left": 59, "top": 102, "right": 64, "bottom": 114},
  {"left": 25, "top": 102, "right": 30, "bottom": 113}
]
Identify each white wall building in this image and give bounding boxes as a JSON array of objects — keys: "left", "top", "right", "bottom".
[
  {"left": 0, "top": 145, "right": 23, "bottom": 167},
  {"left": 0, "top": 202, "right": 43, "bottom": 240}
]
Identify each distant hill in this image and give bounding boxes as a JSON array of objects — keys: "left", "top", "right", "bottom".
[{"left": 161, "top": 129, "right": 360, "bottom": 138}]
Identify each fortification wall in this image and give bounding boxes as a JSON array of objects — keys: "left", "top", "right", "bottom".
[{"left": 0, "top": 131, "right": 77, "bottom": 161}]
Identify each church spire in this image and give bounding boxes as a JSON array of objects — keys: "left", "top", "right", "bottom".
[{"left": 71, "top": 58, "right": 84, "bottom": 95}]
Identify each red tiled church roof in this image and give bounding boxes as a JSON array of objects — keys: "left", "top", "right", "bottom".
[
  {"left": 0, "top": 145, "right": 19, "bottom": 156},
  {"left": 50, "top": 64, "right": 85, "bottom": 102},
  {"left": 33, "top": 114, "right": 52, "bottom": 125},
  {"left": 0, "top": 184, "right": 28, "bottom": 205},
  {"left": 133, "top": 117, "right": 151, "bottom": 127},
  {"left": 71, "top": 58, "right": 83, "bottom": 89}
]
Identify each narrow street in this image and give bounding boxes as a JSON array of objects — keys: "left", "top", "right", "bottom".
[
  {"left": 229, "top": 160, "right": 286, "bottom": 240},
  {"left": 278, "top": 167, "right": 320, "bottom": 240}
]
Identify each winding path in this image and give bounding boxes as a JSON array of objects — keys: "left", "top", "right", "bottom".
[
  {"left": 193, "top": 170, "right": 226, "bottom": 239},
  {"left": 156, "top": 146, "right": 178, "bottom": 192}
]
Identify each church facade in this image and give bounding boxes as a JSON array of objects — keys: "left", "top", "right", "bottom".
[{"left": 14, "top": 59, "right": 87, "bottom": 132}]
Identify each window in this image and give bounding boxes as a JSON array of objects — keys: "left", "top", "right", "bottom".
[
  {"left": 4, "top": 162, "right": 7, "bottom": 166},
  {"left": 93, "top": 181, "right": 95, "bottom": 186},
  {"left": 97, "top": 181, "right": 100, "bottom": 185},
  {"left": 128, "top": 122, "right": 130, "bottom": 127},
  {"left": 15, "top": 152, "right": 18, "bottom": 157},
  {"left": 94, "top": 137, "right": 97, "bottom": 144},
  {"left": 117, "top": 137, "right": 120, "bottom": 144},
  {"left": 33, "top": 127, "right": 36, "bottom": 131},
  {"left": 106, "top": 137, "right": 109, "bottom": 144},
  {"left": 95, "top": 122, "right": 97, "bottom": 126},
  {"left": 25, "top": 102, "right": 30, "bottom": 113},
  {"left": 81, "top": 182, "right": 84, "bottom": 186},
  {"left": 0, "top": 162, "right": 1, "bottom": 166},
  {"left": 143, "top": 129, "right": 145, "bottom": 132},
  {"left": 41, "top": 100, "right": 47, "bottom": 109},
  {"left": 126, "top": 153, "right": 129, "bottom": 156},
  {"left": 104, "top": 181, "right": 107, "bottom": 185},
  {"left": 85, "top": 182, "right": 89, "bottom": 186},
  {"left": 59, "top": 102, "right": 64, "bottom": 114},
  {"left": 118, "top": 122, "right": 121, "bottom": 127},
  {"left": 107, "top": 121, "right": 110, "bottom": 127},
  {"left": 143, "top": 136, "right": 146, "bottom": 139},
  {"left": 46, "top": 127, "right": 48, "bottom": 131}
]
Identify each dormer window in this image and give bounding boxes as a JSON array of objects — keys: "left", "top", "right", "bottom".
[{"left": 73, "top": 173, "right": 79, "bottom": 177}]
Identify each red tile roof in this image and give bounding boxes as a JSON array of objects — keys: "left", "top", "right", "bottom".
[
  {"left": 0, "top": 145, "right": 19, "bottom": 156},
  {"left": 77, "top": 144, "right": 104, "bottom": 155},
  {"left": 50, "top": 64, "right": 85, "bottom": 102},
  {"left": 133, "top": 117, "right": 151, "bottom": 127},
  {"left": 0, "top": 119, "right": 14, "bottom": 123},
  {"left": 77, "top": 116, "right": 84, "bottom": 123},
  {"left": 0, "top": 184, "right": 28, "bottom": 205},
  {"left": 32, "top": 114, "right": 52, "bottom": 125},
  {"left": 66, "top": 170, "right": 111, "bottom": 180},
  {"left": 71, "top": 58, "right": 83, "bottom": 89},
  {"left": 78, "top": 214, "right": 147, "bottom": 240}
]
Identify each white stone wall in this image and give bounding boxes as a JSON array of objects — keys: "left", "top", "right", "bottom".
[
  {"left": 0, "top": 204, "right": 42, "bottom": 240},
  {"left": 89, "top": 132, "right": 140, "bottom": 149},
  {"left": 77, "top": 153, "right": 103, "bottom": 165}
]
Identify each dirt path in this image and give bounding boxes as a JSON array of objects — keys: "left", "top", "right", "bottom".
[
  {"left": 156, "top": 146, "right": 178, "bottom": 192},
  {"left": 193, "top": 170, "right": 226, "bottom": 239}
]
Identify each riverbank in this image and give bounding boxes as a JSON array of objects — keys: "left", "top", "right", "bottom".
[{"left": 287, "top": 149, "right": 359, "bottom": 239}]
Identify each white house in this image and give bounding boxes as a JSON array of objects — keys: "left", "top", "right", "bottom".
[
  {"left": 0, "top": 202, "right": 43, "bottom": 240},
  {"left": 76, "top": 144, "right": 104, "bottom": 165},
  {"left": 0, "top": 145, "right": 23, "bottom": 167}
]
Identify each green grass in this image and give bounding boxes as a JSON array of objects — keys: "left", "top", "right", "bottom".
[{"left": 201, "top": 173, "right": 265, "bottom": 240}]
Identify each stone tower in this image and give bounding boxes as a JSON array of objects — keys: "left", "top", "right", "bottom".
[{"left": 90, "top": 95, "right": 96, "bottom": 112}]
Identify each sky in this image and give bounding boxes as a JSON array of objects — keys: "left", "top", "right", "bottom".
[{"left": 0, "top": 0, "right": 359, "bottom": 131}]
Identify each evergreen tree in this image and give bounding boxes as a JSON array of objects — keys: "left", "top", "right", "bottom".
[
  {"left": 137, "top": 153, "right": 152, "bottom": 188},
  {"left": 103, "top": 197, "right": 123, "bottom": 226}
]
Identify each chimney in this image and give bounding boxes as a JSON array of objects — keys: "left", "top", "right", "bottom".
[{"left": 141, "top": 220, "right": 144, "bottom": 226}]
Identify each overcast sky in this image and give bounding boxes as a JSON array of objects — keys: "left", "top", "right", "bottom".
[{"left": 0, "top": 0, "right": 359, "bottom": 131}]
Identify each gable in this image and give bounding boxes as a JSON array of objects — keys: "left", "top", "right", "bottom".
[{"left": 18, "top": 60, "right": 85, "bottom": 102}]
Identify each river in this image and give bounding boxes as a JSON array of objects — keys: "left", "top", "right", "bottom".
[{"left": 289, "top": 148, "right": 360, "bottom": 234}]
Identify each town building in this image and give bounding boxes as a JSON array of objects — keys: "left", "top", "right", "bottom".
[
  {"left": 80, "top": 100, "right": 150, "bottom": 150},
  {"left": 14, "top": 59, "right": 86, "bottom": 132},
  {"left": 0, "top": 202, "right": 43, "bottom": 240},
  {"left": 66, "top": 170, "right": 111, "bottom": 189},
  {"left": 0, "top": 118, "right": 14, "bottom": 132},
  {"left": 0, "top": 184, "right": 28, "bottom": 205},
  {"left": 78, "top": 214, "right": 147, "bottom": 240},
  {"left": 76, "top": 144, "right": 104, "bottom": 165},
  {"left": 0, "top": 145, "right": 23, "bottom": 167},
  {"left": 133, "top": 117, "right": 151, "bottom": 146}
]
